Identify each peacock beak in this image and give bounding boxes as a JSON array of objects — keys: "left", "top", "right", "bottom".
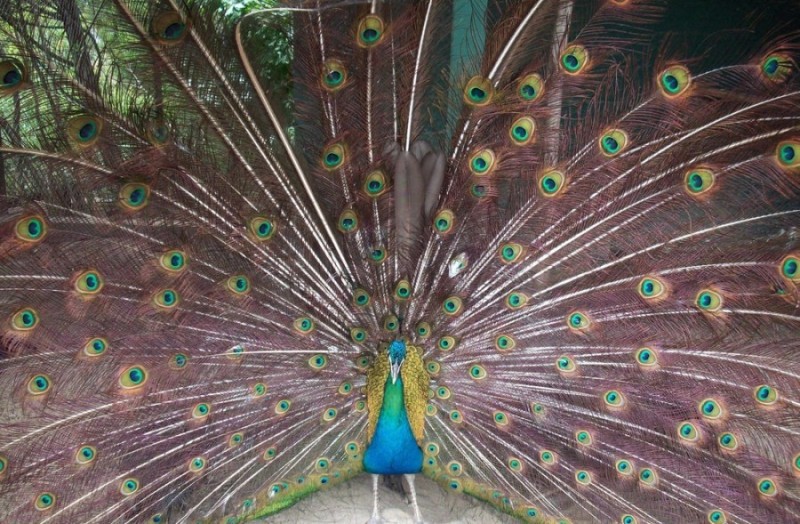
[{"left": 390, "top": 356, "right": 402, "bottom": 384}]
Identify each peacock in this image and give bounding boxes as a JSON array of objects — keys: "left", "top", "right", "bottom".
[{"left": 1, "top": 0, "right": 799, "bottom": 522}]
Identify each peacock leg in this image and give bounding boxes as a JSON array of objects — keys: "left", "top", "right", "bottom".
[
  {"left": 366, "top": 474, "right": 384, "bottom": 524},
  {"left": 404, "top": 474, "right": 425, "bottom": 524}
]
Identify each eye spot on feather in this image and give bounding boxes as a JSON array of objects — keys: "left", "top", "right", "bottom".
[
  {"left": 518, "top": 73, "right": 544, "bottom": 102},
  {"left": 495, "top": 334, "right": 515, "bottom": 352},
  {"left": 781, "top": 254, "right": 800, "bottom": 282},
  {"left": 574, "top": 469, "right": 592, "bottom": 485},
  {"left": 75, "top": 445, "right": 97, "bottom": 465},
  {"left": 35, "top": 492, "right": 55, "bottom": 511},
  {"left": 426, "top": 361, "right": 441, "bottom": 377},
  {"left": 248, "top": 216, "right": 277, "bottom": 241},
  {"left": 160, "top": 250, "right": 187, "bottom": 273},
  {"left": 753, "top": 384, "right": 778, "bottom": 406},
  {"left": 538, "top": 169, "right": 566, "bottom": 197},
  {"left": 415, "top": 321, "right": 431, "bottom": 339},
  {"left": 507, "top": 457, "right": 523, "bottom": 472},
  {"left": 355, "top": 354, "right": 371, "bottom": 370},
  {"left": 493, "top": 410, "right": 509, "bottom": 427},
  {"left": 119, "top": 183, "right": 150, "bottom": 211},
  {"left": 120, "top": 478, "right": 139, "bottom": 496},
  {"left": 449, "top": 410, "right": 463, "bottom": 424},
  {"left": 426, "top": 403, "right": 437, "bottom": 416},
  {"left": 435, "top": 386, "right": 451, "bottom": 400},
  {"left": 505, "top": 291, "right": 528, "bottom": 310},
  {"left": 352, "top": 288, "right": 371, "bottom": 307},
  {"left": 153, "top": 288, "right": 179, "bottom": 310},
  {"left": 469, "top": 182, "right": 488, "bottom": 199},
  {"left": 226, "top": 344, "right": 245, "bottom": 361},
  {"left": 599, "top": 129, "right": 628, "bottom": 156},
  {"left": 638, "top": 276, "right": 666, "bottom": 300},
  {"left": 718, "top": 432, "right": 738, "bottom": 452},
  {"left": 757, "top": 477, "right": 778, "bottom": 497},
  {"left": 575, "top": 430, "right": 593, "bottom": 446},
  {"left": 0, "top": 454, "right": 7, "bottom": 476},
  {"left": 442, "top": 296, "right": 463, "bottom": 316},
  {"left": 188, "top": 456, "right": 206, "bottom": 473},
  {"left": 793, "top": 452, "right": 800, "bottom": 474},
  {"left": 498, "top": 242, "right": 524, "bottom": 264},
  {"left": 639, "top": 467, "right": 658, "bottom": 486},
  {"left": 684, "top": 168, "right": 715, "bottom": 196},
  {"left": 539, "top": 450, "right": 557, "bottom": 466},
  {"left": 556, "top": 355, "right": 577, "bottom": 374},
  {"left": 615, "top": 459, "right": 634, "bottom": 476},
  {"left": 698, "top": 398, "right": 724, "bottom": 420},
  {"left": 308, "top": 354, "right": 328, "bottom": 370},
  {"left": 394, "top": 279, "right": 412, "bottom": 300},
  {"left": 447, "top": 460, "right": 463, "bottom": 476},
  {"left": 369, "top": 245, "right": 387, "bottom": 264},
  {"left": 338, "top": 209, "right": 359, "bottom": 233},
  {"left": 776, "top": 140, "right": 800, "bottom": 169},
  {"left": 695, "top": 289, "right": 722, "bottom": 312},
  {"left": 67, "top": 115, "right": 102, "bottom": 148},
  {"left": 349, "top": 327, "right": 367, "bottom": 344},
  {"left": 145, "top": 121, "right": 170, "bottom": 146},
  {"left": 530, "top": 402, "right": 545, "bottom": 416},
  {"left": 433, "top": 209, "right": 455, "bottom": 234},
  {"left": 357, "top": 15, "right": 384, "bottom": 47},
  {"left": 603, "top": 390, "right": 625, "bottom": 410},
  {"left": 293, "top": 316, "right": 315, "bottom": 335},
  {"left": 11, "top": 307, "right": 39, "bottom": 331},
  {"left": 762, "top": 53, "right": 793, "bottom": 82},
  {"left": 621, "top": 515, "right": 638, "bottom": 524},
  {"left": 468, "top": 364, "right": 487, "bottom": 380},
  {"left": 322, "top": 143, "right": 346, "bottom": 170},
  {"left": 560, "top": 45, "right": 588, "bottom": 75},
  {"left": 469, "top": 149, "right": 496, "bottom": 175},
  {"left": 228, "top": 432, "right": 244, "bottom": 447},
  {"left": 0, "top": 59, "right": 25, "bottom": 95},
  {"left": 677, "top": 421, "right": 700, "bottom": 443},
  {"left": 707, "top": 509, "right": 728, "bottom": 524},
  {"left": 14, "top": 215, "right": 46, "bottom": 243},
  {"left": 251, "top": 382, "right": 267, "bottom": 398},
  {"left": 275, "top": 399, "right": 291, "bottom": 414},
  {"left": 383, "top": 314, "right": 399, "bottom": 332},
  {"left": 437, "top": 336, "right": 456, "bottom": 352},
  {"left": 464, "top": 76, "right": 493, "bottom": 106},
  {"left": 525, "top": 507, "right": 540, "bottom": 519},
  {"left": 322, "top": 408, "right": 338, "bottom": 422},
  {"left": 567, "top": 311, "right": 590, "bottom": 331},
  {"left": 321, "top": 60, "right": 347, "bottom": 90},
  {"left": 448, "top": 479, "right": 463, "bottom": 492},
  {"left": 169, "top": 352, "right": 188, "bottom": 370},
  {"left": 152, "top": 12, "right": 187, "bottom": 43},
  {"left": 635, "top": 347, "right": 658, "bottom": 368},
  {"left": 149, "top": 513, "right": 164, "bottom": 524},
  {"left": 363, "top": 170, "right": 388, "bottom": 197},
  {"left": 27, "top": 374, "right": 51, "bottom": 395},
  {"left": 119, "top": 366, "right": 147, "bottom": 389},
  {"left": 192, "top": 402, "right": 211, "bottom": 421},
  {"left": 658, "top": 65, "right": 691, "bottom": 98},
  {"left": 509, "top": 116, "right": 535, "bottom": 146},
  {"left": 226, "top": 275, "right": 250, "bottom": 295}
]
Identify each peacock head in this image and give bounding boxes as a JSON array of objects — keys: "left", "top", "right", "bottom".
[{"left": 388, "top": 339, "right": 407, "bottom": 384}]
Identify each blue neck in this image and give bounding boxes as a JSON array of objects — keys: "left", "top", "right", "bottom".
[{"left": 362, "top": 376, "right": 423, "bottom": 474}]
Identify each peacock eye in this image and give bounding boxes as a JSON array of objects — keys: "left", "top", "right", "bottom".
[
  {"left": 338, "top": 381, "right": 352, "bottom": 395},
  {"left": 322, "top": 143, "right": 346, "bottom": 170},
  {"left": 120, "top": 365, "right": 148, "bottom": 389},
  {"left": 635, "top": 347, "right": 658, "bottom": 367},
  {"left": 567, "top": 311, "right": 590, "bottom": 331},
  {"left": 27, "top": 374, "right": 51, "bottom": 395},
  {"left": 170, "top": 352, "right": 189, "bottom": 369},
  {"left": 753, "top": 384, "right": 778, "bottom": 406},
  {"left": 575, "top": 469, "right": 592, "bottom": 485},
  {"left": 363, "top": 170, "right": 388, "bottom": 197},
  {"left": 615, "top": 459, "right": 634, "bottom": 476},
  {"left": 757, "top": 477, "right": 778, "bottom": 497},
  {"left": 469, "top": 149, "right": 496, "bottom": 175},
  {"left": 717, "top": 432, "right": 738, "bottom": 451},
  {"left": 684, "top": 168, "right": 715, "bottom": 195},
  {"left": 369, "top": 245, "right": 387, "bottom": 263},
  {"left": 575, "top": 430, "right": 593, "bottom": 446},
  {"left": 658, "top": 65, "right": 691, "bottom": 97},
  {"left": 435, "top": 386, "right": 451, "bottom": 399},
  {"left": 120, "top": 478, "right": 140, "bottom": 496},
  {"left": 11, "top": 307, "right": 39, "bottom": 331},
  {"left": 695, "top": 289, "right": 722, "bottom": 312},
  {"left": 75, "top": 269, "right": 104, "bottom": 295},
  {"left": 35, "top": 492, "right": 56, "bottom": 511},
  {"left": 352, "top": 288, "right": 370, "bottom": 307},
  {"left": 337, "top": 209, "right": 359, "bottom": 233},
  {"left": 433, "top": 209, "right": 455, "bottom": 235},
  {"left": 67, "top": 115, "right": 102, "bottom": 147},
  {"left": 321, "top": 59, "right": 347, "bottom": 90},
  {"left": 0, "top": 59, "right": 25, "bottom": 95},
  {"left": 152, "top": 12, "right": 187, "bottom": 43},
  {"left": 229, "top": 432, "right": 244, "bottom": 447},
  {"left": 192, "top": 402, "right": 211, "bottom": 420},
  {"left": 505, "top": 291, "right": 528, "bottom": 309},
  {"left": 538, "top": 170, "right": 566, "bottom": 197},
  {"left": 160, "top": 250, "right": 187, "bottom": 272},
  {"left": 781, "top": 254, "right": 800, "bottom": 281},
  {"left": 463, "top": 76, "right": 493, "bottom": 106},
  {"left": 637, "top": 276, "right": 665, "bottom": 299},
  {"left": 468, "top": 364, "right": 487, "bottom": 380},
  {"left": 776, "top": 140, "right": 800, "bottom": 169},
  {"left": 639, "top": 467, "right": 657, "bottom": 486},
  {"left": 442, "top": 296, "right": 463, "bottom": 316},
  {"left": 495, "top": 334, "right": 516, "bottom": 352},
  {"left": 153, "top": 288, "right": 179, "bottom": 309},
  {"left": 84, "top": 337, "right": 108, "bottom": 357},
  {"left": 75, "top": 445, "right": 96, "bottom": 465},
  {"left": 494, "top": 411, "right": 509, "bottom": 427},
  {"left": 394, "top": 279, "right": 411, "bottom": 300},
  {"left": 556, "top": 355, "right": 576, "bottom": 373},
  {"left": 603, "top": 389, "right": 625, "bottom": 409},
  {"left": 252, "top": 382, "right": 267, "bottom": 398},
  {"left": 677, "top": 421, "right": 700, "bottom": 443},
  {"left": 509, "top": 116, "right": 535, "bottom": 146},
  {"left": 119, "top": 183, "right": 150, "bottom": 211},
  {"left": 189, "top": 456, "right": 207, "bottom": 473},
  {"left": 14, "top": 215, "right": 47, "bottom": 243},
  {"left": 498, "top": 242, "right": 524, "bottom": 264},
  {"left": 415, "top": 321, "right": 431, "bottom": 339},
  {"left": 698, "top": 398, "right": 723, "bottom": 419},
  {"left": 146, "top": 121, "right": 171, "bottom": 146},
  {"left": 308, "top": 354, "right": 328, "bottom": 370},
  {"left": 275, "top": 399, "right": 291, "bottom": 414},
  {"left": 599, "top": 129, "right": 628, "bottom": 156},
  {"left": 707, "top": 509, "right": 728, "bottom": 524},
  {"left": 248, "top": 216, "right": 277, "bottom": 241},
  {"left": 518, "top": 73, "right": 544, "bottom": 102},
  {"left": 350, "top": 327, "right": 367, "bottom": 343},
  {"left": 761, "top": 53, "right": 792, "bottom": 82},
  {"left": 426, "top": 361, "right": 441, "bottom": 376},
  {"left": 560, "top": 44, "right": 588, "bottom": 74},
  {"left": 357, "top": 15, "right": 384, "bottom": 47},
  {"left": 322, "top": 407, "right": 338, "bottom": 421},
  {"left": 383, "top": 314, "right": 399, "bottom": 332},
  {"left": 293, "top": 316, "right": 315, "bottom": 334}
]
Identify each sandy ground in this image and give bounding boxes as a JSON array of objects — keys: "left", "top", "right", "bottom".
[{"left": 256, "top": 474, "right": 519, "bottom": 523}]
